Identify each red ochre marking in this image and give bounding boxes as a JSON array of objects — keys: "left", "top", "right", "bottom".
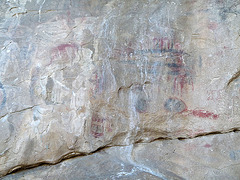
[
  {"left": 187, "top": 109, "right": 219, "bottom": 119},
  {"left": 91, "top": 114, "right": 104, "bottom": 138},
  {"left": 208, "top": 22, "right": 218, "bottom": 30},
  {"left": 204, "top": 143, "right": 212, "bottom": 148},
  {"left": 49, "top": 43, "right": 78, "bottom": 65},
  {"left": 192, "top": 110, "right": 219, "bottom": 119},
  {"left": 56, "top": 43, "right": 77, "bottom": 52},
  {"left": 164, "top": 97, "right": 219, "bottom": 120}
]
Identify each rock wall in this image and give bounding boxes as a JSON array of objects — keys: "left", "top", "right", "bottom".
[
  {"left": 0, "top": 0, "right": 239, "bottom": 178},
  {"left": 4, "top": 132, "right": 240, "bottom": 179}
]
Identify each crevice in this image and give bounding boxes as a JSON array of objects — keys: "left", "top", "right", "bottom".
[
  {"left": 117, "top": 81, "right": 152, "bottom": 96},
  {"left": 0, "top": 105, "right": 40, "bottom": 120},
  {"left": 3, "top": 128, "right": 240, "bottom": 178},
  {"left": 165, "top": 128, "right": 239, "bottom": 142},
  {"left": 176, "top": 131, "right": 223, "bottom": 141},
  {"left": 227, "top": 69, "right": 240, "bottom": 86},
  {"left": 6, "top": 151, "right": 86, "bottom": 175},
  {"left": 9, "top": 7, "right": 18, "bottom": 11},
  {"left": 4, "top": 145, "right": 111, "bottom": 178},
  {"left": 12, "top": 11, "right": 27, "bottom": 17}
]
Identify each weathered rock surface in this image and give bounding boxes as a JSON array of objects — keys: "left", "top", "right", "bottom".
[
  {"left": 0, "top": 0, "right": 240, "bottom": 178},
  {"left": 3, "top": 132, "right": 240, "bottom": 179}
]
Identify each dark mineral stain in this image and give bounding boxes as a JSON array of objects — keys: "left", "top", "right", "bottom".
[
  {"left": 8, "top": 123, "right": 14, "bottom": 134},
  {"left": 46, "top": 77, "right": 54, "bottom": 92},
  {"left": 23, "top": 139, "right": 35, "bottom": 158},
  {"left": 0, "top": 82, "right": 6, "bottom": 109},
  {"left": 164, "top": 98, "right": 187, "bottom": 113},
  {"left": 45, "top": 77, "right": 54, "bottom": 104},
  {"left": 227, "top": 69, "right": 240, "bottom": 86},
  {"left": 199, "top": 56, "right": 202, "bottom": 68},
  {"left": 135, "top": 98, "right": 148, "bottom": 113}
]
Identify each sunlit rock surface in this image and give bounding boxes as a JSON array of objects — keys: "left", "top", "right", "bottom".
[
  {"left": 0, "top": 0, "right": 239, "bottom": 178},
  {"left": 4, "top": 132, "right": 240, "bottom": 179}
]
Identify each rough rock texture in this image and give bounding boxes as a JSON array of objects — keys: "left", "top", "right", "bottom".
[
  {"left": 3, "top": 132, "right": 240, "bottom": 179},
  {"left": 0, "top": 0, "right": 240, "bottom": 178}
]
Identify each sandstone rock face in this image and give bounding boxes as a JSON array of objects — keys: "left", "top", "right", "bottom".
[
  {"left": 3, "top": 132, "right": 240, "bottom": 179},
  {"left": 0, "top": 0, "right": 240, "bottom": 178}
]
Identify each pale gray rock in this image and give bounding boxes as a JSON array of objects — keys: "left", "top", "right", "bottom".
[
  {"left": 3, "top": 132, "right": 240, "bottom": 179},
  {"left": 132, "top": 132, "right": 240, "bottom": 180},
  {"left": 0, "top": 0, "right": 240, "bottom": 178}
]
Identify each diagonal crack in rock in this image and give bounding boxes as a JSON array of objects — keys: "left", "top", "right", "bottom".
[
  {"left": 0, "top": 105, "right": 40, "bottom": 120},
  {"left": 3, "top": 128, "right": 240, "bottom": 178}
]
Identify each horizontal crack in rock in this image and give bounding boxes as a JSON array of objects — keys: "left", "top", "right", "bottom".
[
  {"left": 148, "top": 128, "right": 240, "bottom": 143},
  {"left": 3, "top": 128, "right": 240, "bottom": 178}
]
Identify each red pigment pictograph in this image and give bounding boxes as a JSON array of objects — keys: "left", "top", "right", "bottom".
[
  {"left": 164, "top": 97, "right": 219, "bottom": 119},
  {"left": 204, "top": 143, "right": 212, "bottom": 148},
  {"left": 105, "top": 121, "right": 113, "bottom": 133},
  {"left": 173, "top": 71, "right": 194, "bottom": 95},
  {"left": 153, "top": 38, "right": 194, "bottom": 96},
  {"left": 153, "top": 37, "right": 172, "bottom": 50},
  {"left": 207, "top": 88, "right": 224, "bottom": 101},
  {"left": 113, "top": 37, "right": 195, "bottom": 96},
  {"left": 155, "top": 38, "right": 194, "bottom": 96},
  {"left": 49, "top": 43, "right": 78, "bottom": 65},
  {"left": 113, "top": 42, "right": 134, "bottom": 57},
  {"left": 91, "top": 114, "right": 104, "bottom": 138},
  {"left": 90, "top": 70, "right": 105, "bottom": 97},
  {"left": 208, "top": 22, "right": 218, "bottom": 31},
  {"left": 186, "top": 109, "right": 219, "bottom": 119},
  {"left": 167, "top": 51, "right": 194, "bottom": 95},
  {"left": 90, "top": 114, "right": 112, "bottom": 138}
]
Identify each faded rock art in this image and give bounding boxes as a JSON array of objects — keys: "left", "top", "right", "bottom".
[
  {"left": 91, "top": 113, "right": 105, "bottom": 138},
  {"left": 113, "top": 36, "right": 195, "bottom": 96},
  {"left": 0, "top": 0, "right": 240, "bottom": 179},
  {"left": 49, "top": 43, "right": 78, "bottom": 65},
  {"left": 164, "top": 97, "right": 187, "bottom": 113},
  {"left": 135, "top": 97, "right": 148, "bottom": 113},
  {"left": 91, "top": 113, "right": 113, "bottom": 138},
  {"left": 164, "top": 97, "right": 219, "bottom": 119}
]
